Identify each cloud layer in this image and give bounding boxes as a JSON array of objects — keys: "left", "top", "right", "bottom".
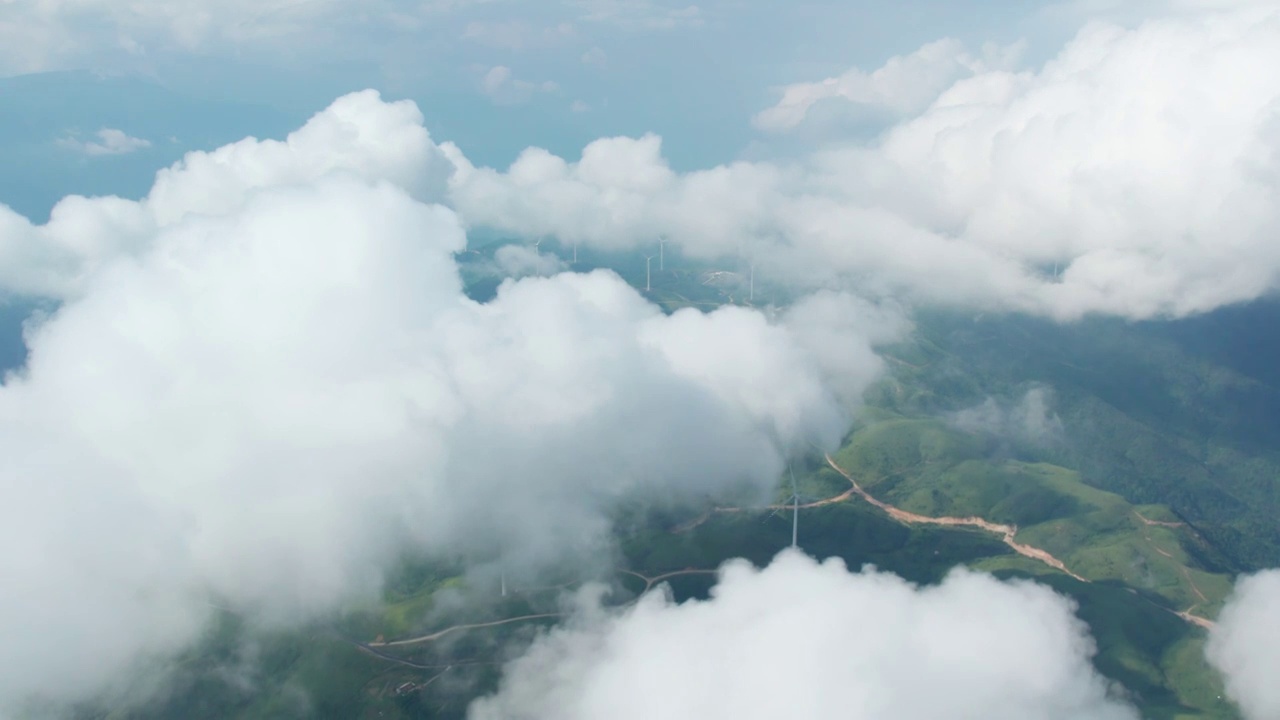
[
  {"left": 447, "top": 1, "right": 1280, "bottom": 320},
  {"left": 0, "top": 91, "right": 887, "bottom": 714},
  {"left": 1207, "top": 570, "right": 1280, "bottom": 720},
  {"left": 470, "top": 551, "right": 1138, "bottom": 720},
  {"left": 2, "top": 2, "right": 1277, "bottom": 714},
  {"left": 57, "top": 128, "right": 153, "bottom": 156},
  {"left": 752, "top": 38, "right": 1021, "bottom": 133}
]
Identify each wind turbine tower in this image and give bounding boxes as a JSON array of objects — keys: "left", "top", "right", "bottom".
[
  {"left": 790, "top": 463, "right": 799, "bottom": 549},
  {"left": 645, "top": 255, "right": 655, "bottom": 292},
  {"left": 659, "top": 236, "right": 667, "bottom": 271}
]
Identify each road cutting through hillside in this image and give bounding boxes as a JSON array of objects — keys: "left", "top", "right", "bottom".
[
  {"left": 823, "top": 454, "right": 1216, "bottom": 629},
  {"left": 362, "top": 459, "right": 1213, "bottom": 655},
  {"left": 822, "top": 455, "right": 1088, "bottom": 582},
  {"left": 1176, "top": 608, "right": 1215, "bottom": 630},
  {"left": 1135, "top": 511, "right": 1185, "bottom": 529},
  {"left": 672, "top": 485, "right": 857, "bottom": 533},
  {"left": 368, "top": 613, "right": 562, "bottom": 648},
  {"left": 1134, "top": 512, "right": 1209, "bottom": 606}
]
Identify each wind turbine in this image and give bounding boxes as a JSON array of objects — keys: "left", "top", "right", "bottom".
[
  {"left": 659, "top": 236, "right": 667, "bottom": 271},
  {"left": 763, "top": 462, "right": 804, "bottom": 549},
  {"left": 789, "top": 463, "right": 799, "bottom": 548},
  {"left": 644, "top": 254, "right": 655, "bottom": 292}
]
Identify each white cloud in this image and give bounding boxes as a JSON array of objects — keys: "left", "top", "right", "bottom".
[
  {"left": 570, "top": 99, "right": 591, "bottom": 112},
  {"left": 0, "top": 89, "right": 455, "bottom": 299},
  {"left": 57, "top": 127, "right": 153, "bottom": 156},
  {"left": 446, "top": 2, "right": 1280, "bottom": 321},
  {"left": 445, "top": 132, "right": 776, "bottom": 257},
  {"left": 1206, "top": 570, "right": 1280, "bottom": 720},
  {"left": 780, "top": 291, "right": 910, "bottom": 407},
  {"left": 471, "top": 551, "right": 1138, "bottom": 720},
  {"left": 754, "top": 39, "right": 1022, "bottom": 133},
  {"left": 480, "top": 65, "right": 560, "bottom": 105},
  {"left": 0, "top": 90, "right": 894, "bottom": 715},
  {"left": 949, "top": 386, "right": 1066, "bottom": 448},
  {"left": 494, "top": 242, "right": 568, "bottom": 277}
]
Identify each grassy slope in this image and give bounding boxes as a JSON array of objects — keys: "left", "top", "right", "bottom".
[
  {"left": 834, "top": 418, "right": 1232, "bottom": 617},
  {"left": 831, "top": 415, "right": 1235, "bottom": 718},
  {"left": 883, "top": 310, "right": 1280, "bottom": 571},
  {"left": 829, "top": 305, "right": 1280, "bottom": 719}
]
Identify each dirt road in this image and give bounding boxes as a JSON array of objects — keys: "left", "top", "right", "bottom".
[
  {"left": 823, "top": 455, "right": 1216, "bottom": 628},
  {"left": 369, "top": 613, "right": 562, "bottom": 648},
  {"left": 823, "top": 455, "right": 1087, "bottom": 582}
]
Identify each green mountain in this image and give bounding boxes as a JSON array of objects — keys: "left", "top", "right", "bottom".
[{"left": 47, "top": 262, "right": 1280, "bottom": 720}]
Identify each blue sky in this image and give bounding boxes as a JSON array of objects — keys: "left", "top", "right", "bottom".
[
  {"left": 5, "top": 0, "right": 1279, "bottom": 322},
  {"left": 0, "top": 0, "right": 1075, "bottom": 217}
]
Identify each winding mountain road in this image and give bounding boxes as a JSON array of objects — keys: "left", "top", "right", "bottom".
[
  {"left": 360, "top": 456, "right": 1214, "bottom": 660},
  {"left": 823, "top": 454, "right": 1215, "bottom": 628},
  {"left": 823, "top": 455, "right": 1087, "bottom": 582},
  {"left": 368, "top": 614, "right": 562, "bottom": 648}
]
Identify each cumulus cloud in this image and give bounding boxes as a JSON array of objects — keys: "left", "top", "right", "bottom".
[
  {"left": 480, "top": 65, "right": 560, "bottom": 105},
  {"left": 0, "top": 89, "right": 454, "bottom": 299},
  {"left": 57, "top": 127, "right": 153, "bottom": 156},
  {"left": 1206, "top": 570, "right": 1280, "bottom": 720},
  {"left": 753, "top": 39, "right": 1022, "bottom": 133},
  {"left": 0, "top": 91, "right": 893, "bottom": 715},
  {"left": 445, "top": 132, "right": 773, "bottom": 257},
  {"left": 780, "top": 291, "right": 910, "bottom": 407},
  {"left": 494, "top": 243, "right": 569, "bottom": 277},
  {"left": 470, "top": 551, "right": 1138, "bottom": 720},
  {"left": 446, "top": 2, "right": 1280, "bottom": 320}
]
